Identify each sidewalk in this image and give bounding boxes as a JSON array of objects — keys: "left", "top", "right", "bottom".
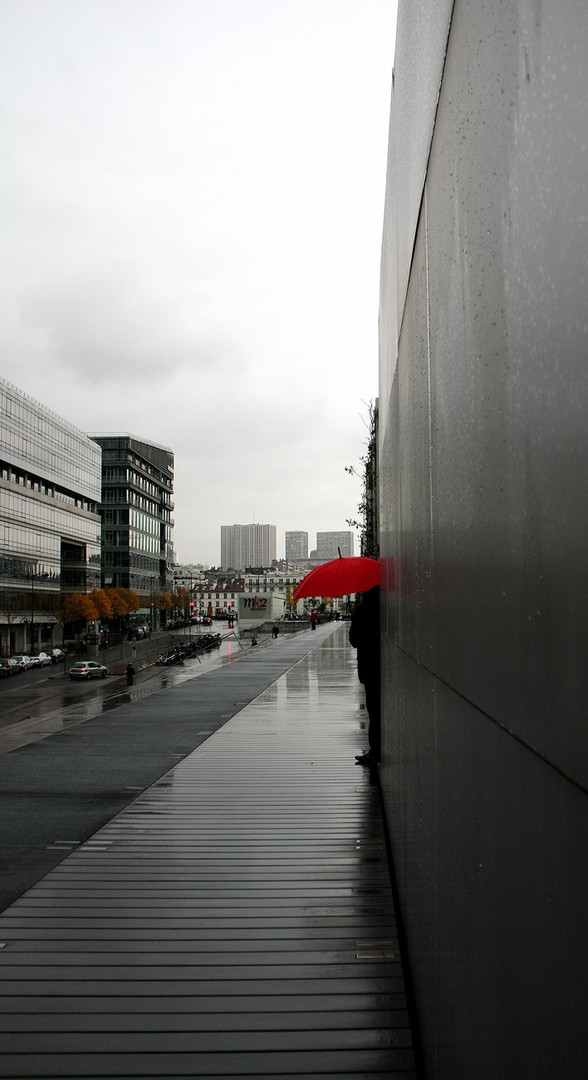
[{"left": 0, "top": 623, "right": 417, "bottom": 1078}]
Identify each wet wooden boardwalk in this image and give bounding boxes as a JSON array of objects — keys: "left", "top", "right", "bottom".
[{"left": 0, "top": 624, "right": 416, "bottom": 1078}]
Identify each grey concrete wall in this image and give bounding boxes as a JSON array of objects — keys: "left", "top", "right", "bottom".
[{"left": 379, "top": 2, "right": 588, "bottom": 1077}]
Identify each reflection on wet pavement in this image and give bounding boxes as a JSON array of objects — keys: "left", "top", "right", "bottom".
[{"left": 0, "top": 634, "right": 250, "bottom": 755}]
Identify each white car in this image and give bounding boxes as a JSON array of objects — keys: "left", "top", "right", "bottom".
[
  {"left": 0, "top": 659, "right": 20, "bottom": 677},
  {"left": 31, "top": 653, "right": 53, "bottom": 667},
  {"left": 11, "top": 654, "right": 34, "bottom": 669}
]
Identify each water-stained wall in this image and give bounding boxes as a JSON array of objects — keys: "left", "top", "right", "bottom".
[{"left": 378, "top": 3, "right": 588, "bottom": 1077}]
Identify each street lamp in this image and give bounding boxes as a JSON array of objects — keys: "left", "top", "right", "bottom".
[
  {"left": 183, "top": 570, "right": 192, "bottom": 635},
  {"left": 185, "top": 570, "right": 194, "bottom": 637}
]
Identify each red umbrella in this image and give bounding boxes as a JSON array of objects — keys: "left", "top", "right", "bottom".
[{"left": 293, "top": 557, "right": 380, "bottom": 600}]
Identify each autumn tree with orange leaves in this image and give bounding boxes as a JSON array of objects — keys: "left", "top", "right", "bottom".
[
  {"left": 105, "top": 587, "right": 140, "bottom": 637},
  {"left": 89, "top": 589, "right": 113, "bottom": 621},
  {"left": 173, "top": 586, "right": 191, "bottom": 618},
  {"left": 59, "top": 593, "right": 99, "bottom": 641},
  {"left": 59, "top": 587, "right": 140, "bottom": 641},
  {"left": 152, "top": 591, "right": 173, "bottom": 627}
]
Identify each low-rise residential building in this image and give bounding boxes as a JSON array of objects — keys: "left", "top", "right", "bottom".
[
  {"left": 191, "top": 578, "right": 244, "bottom": 619},
  {"left": 243, "top": 570, "right": 304, "bottom": 595}
]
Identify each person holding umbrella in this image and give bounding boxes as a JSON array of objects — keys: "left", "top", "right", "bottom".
[
  {"left": 348, "top": 586, "right": 381, "bottom": 765},
  {"left": 293, "top": 557, "right": 383, "bottom": 763}
]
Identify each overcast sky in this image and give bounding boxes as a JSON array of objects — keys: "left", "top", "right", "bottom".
[{"left": 0, "top": 0, "right": 397, "bottom": 566}]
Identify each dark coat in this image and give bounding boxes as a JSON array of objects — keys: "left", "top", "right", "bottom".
[{"left": 348, "top": 587, "right": 380, "bottom": 686}]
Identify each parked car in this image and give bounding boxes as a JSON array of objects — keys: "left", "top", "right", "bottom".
[
  {"left": 30, "top": 652, "right": 53, "bottom": 667},
  {"left": 68, "top": 661, "right": 108, "bottom": 680},
  {"left": 51, "top": 649, "right": 65, "bottom": 663},
  {"left": 0, "top": 658, "right": 20, "bottom": 678},
  {"left": 11, "top": 654, "right": 34, "bottom": 670}
]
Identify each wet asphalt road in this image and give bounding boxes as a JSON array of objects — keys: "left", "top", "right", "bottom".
[
  {"left": 0, "top": 635, "right": 241, "bottom": 736},
  {"left": 0, "top": 633, "right": 252, "bottom": 912}
]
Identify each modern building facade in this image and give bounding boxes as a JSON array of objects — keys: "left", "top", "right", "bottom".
[
  {"left": 0, "top": 378, "right": 101, "bottom": 655},
  {"left": 285, "top": 531, "right": 308, "bottom": 560},
  {"left": 378, "top": 5, "right": 587, "bottom": 1077},
  {"left": 220, "top": 523, "right": 276, "bottom": 571},
  {"left": 91, "top": 434, "right": 174, "bottom": 614},
  {"left": 315, "top": 531, "right": 354, "bottom": 559}
]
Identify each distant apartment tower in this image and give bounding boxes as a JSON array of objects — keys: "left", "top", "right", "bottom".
[
  {"left": 316, "top": 531, "right": 354, "bottom": 560},
  {"left": 221, "top": 523, "right": 277, "bottom": 571},
  {"left": 285, "top": 531, "right": 308, "bottom": 560},
  {"left": 91, "top": 434, "right": 174, "bottom": 608}
]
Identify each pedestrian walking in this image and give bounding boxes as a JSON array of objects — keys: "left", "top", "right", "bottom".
[{"left": 125, "top": 662, "right": 135, "bottom": 686}]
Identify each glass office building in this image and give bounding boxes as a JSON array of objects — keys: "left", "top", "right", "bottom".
[
  {"left": 0, "top": 378, "right": 102, "bottom": 655},
  {"left": 90, "top": 434, "right": 174, "bottom": 614}
]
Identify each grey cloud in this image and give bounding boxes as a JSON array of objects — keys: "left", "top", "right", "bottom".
[{"left": 22, "top": 264, "right": 240, "bottom": 383}]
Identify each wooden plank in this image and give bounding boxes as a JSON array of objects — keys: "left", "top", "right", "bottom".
[{"left": 0, "top": 626, "right": 416, "bottom": 1078}]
